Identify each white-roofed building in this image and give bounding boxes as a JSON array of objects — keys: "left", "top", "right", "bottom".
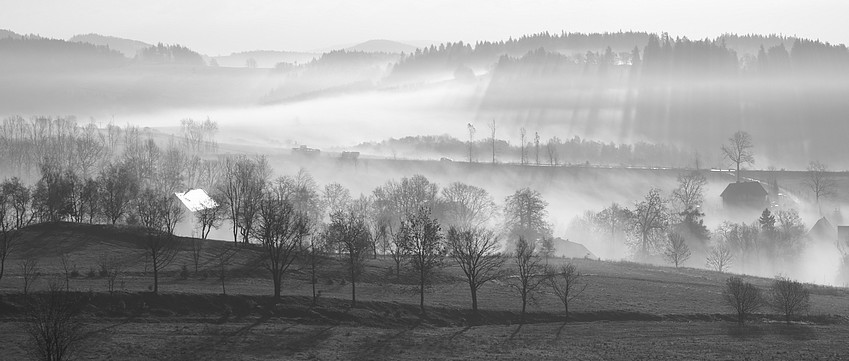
[{"left": 175, "top": 189, "right": 218, "bottom": 212}]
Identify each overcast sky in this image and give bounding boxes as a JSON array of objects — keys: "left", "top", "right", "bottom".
[{"left": 3, "top": 0, "right": 847, "bottom": 55}]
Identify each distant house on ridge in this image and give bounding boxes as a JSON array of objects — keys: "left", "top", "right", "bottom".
[{"left": 720, "top": 181, "right": 768, "bottom": 211}]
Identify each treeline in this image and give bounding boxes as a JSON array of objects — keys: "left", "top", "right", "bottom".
[
  {"left": 0, "top": 116, "right": 219, "bottom": 181},
  {"left": 566, "top": 170, "right": 834, "bottom": 282},
  {"left": 390, "top": 31, "right": 652, "bottom": 78},
  {"left": 0, "top": 36, "right": 126, "bottom": 70},
  {"left": 136, "top": 43, "right": 205, "bottom": 66},
  {"left": 355, "top": 134, "right": 695, "bottom": 167},
  {"left": 0, "top": 36, "right": 207, "bottom": 70}
]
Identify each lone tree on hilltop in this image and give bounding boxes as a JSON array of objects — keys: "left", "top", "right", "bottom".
[
  {"left": 721, "top": 131, "right": 754, "bottom": 183},
  {"left": 663, "top": 232, "right": 691, "bottom": 268},
  {"left": 805, "top": 161, "right": 836, "bottom": 215}
]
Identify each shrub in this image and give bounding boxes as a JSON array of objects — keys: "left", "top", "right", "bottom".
[
  {"left": 723, "top": 276, "right": 764, "bottom": 324},
  {"left": 24, "top": 281, "right": 85, "bottom": 361},
  {"left": 86, "top": 267, "right": 97, "bottom": 279},
  {"left": 769, "top": 276, "right": 810, "bottom": 324},
  {"left": 98, "top": 264, "right": 109, "bottom": 278},
  {"left": 179, "top": 265, "right": 190, "bottom": 280}
]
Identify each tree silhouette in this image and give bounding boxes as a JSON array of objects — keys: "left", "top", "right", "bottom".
[{"left": 721, "top": 131, "right": 755, "bottom": 183}]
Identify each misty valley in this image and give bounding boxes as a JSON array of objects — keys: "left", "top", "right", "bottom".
[{"left": 2, "top": 19, "right": 849, "bottom": 361}]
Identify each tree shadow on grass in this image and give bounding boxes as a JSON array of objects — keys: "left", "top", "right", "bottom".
[
  {"left": 508, "top": 324, "right": 524, "bottom": 341},
  {"left": 774, "top": 323, "right": 817, "bottom": 341},
  {"left": 351, "top": 319, "right": 422, "bottom": 360},
  {"left": 555, "top": 322, "right": 568, "bottom": 339},
  {"left": 725, "top": 323, "right": 765, "bottom": 340}
]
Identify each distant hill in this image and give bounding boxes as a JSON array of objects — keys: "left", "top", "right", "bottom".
[
  {"left": 0, "top": 36, "right": 126, "bottom": 71},
  {"left": 0, "top": 29, "right": 22, "bottom": 40},
  {"left": 69, "top": 33, "right": 151, "bottom": 58},
  {"left": 345, "top": 39, "right": 418, "bottom": 54},
  {"left": 213, "top": 50, "right": 318, "bottom": 68}
]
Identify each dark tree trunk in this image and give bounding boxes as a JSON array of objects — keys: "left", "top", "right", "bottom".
[
  {"left": 153, "top": 265, "right": 159, "bottom": 294},
  {"left": 273, "top": 273, "right": 281, "bottom": 299},
  {"left": 521, "top": 293, "right": 527, "bottom": 323},
  {"left": 419, "top": 268, "right": 425, "bottom": 314},
  {"left": 351, "top": 264, "right": 357, "bottom": 307}
]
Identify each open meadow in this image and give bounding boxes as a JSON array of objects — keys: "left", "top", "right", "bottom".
[{"left": 0, "top": 223, "right": 847, "bottom": 360}]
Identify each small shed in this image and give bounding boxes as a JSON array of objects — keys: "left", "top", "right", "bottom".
[{"left": 720, "top": 182, "right": 768, "bottom": 210}]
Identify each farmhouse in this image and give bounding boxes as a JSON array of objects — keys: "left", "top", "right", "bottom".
[
  {"left": 807, "top": 217, "right": 837, "bottom": 245},
  {"left": 720, "top": 181, "right": 768, "bottom": 211},
  {"left": 550, "top": 237, "right": 598, "bottom": 259},
  {"left": 292, "top": 145, "right": 321, "bottom": 157}
]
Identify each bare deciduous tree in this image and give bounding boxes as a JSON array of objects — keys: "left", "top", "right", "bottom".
[
  {"left": 509, "top": 237, "right": 549, "bottom": 322},
  {"left": 441, "top": 182, "right": 497, "bottom": 229},
  {"left": 142, "top": 229, "right": 180, "bottom": 294},
  {"left": 467, "top": 123, "right": 475, "bottom": 163},
  {"left": 304, "top": 230, "right": 328, "bottom": 305},
  {"left": 388, "top": 225, "right": 407, "bottom": 279},
  {"left": 503, "top": 187, "right": 551, "bottom": 243},
  {"left": 20, "top": 258, "right": 41, "bottom": 295},
  {"left": 706, "top": 242, "right": 733, "bottom": 273},
  {"left": 219, "top": 155, "right": 270, "bottom": 244},
  {"left": 253, "top": 189, "right": 308, "bottom": 299},
  {"left": 548, "top": 263, "right": 588, "bottom": 322},
  {"left": 212, "top": 244, "right": 240, "bottom": 295},
  {"left": 0, "top": 178, "right": 28, "bottom": 282},
  {"left": 671, "top": 171, "right": 707, "bottom": 211},
  {"left": 489, "top": 119, "right": 497, "bottom": 163},
  {"left": 546, "top": 137, "right": 560, "bottom": 166},
  {"left": 329, "top": 209, "right": 372, "bottom": 307},
  {"left": 534, "top": 131, "right": 540, "bottom": 165},
  {"left": 194, "top": 191, "right": 224, "bottom": 240},
  {"left": 398, "top": 207, "right": 445, "bottom": 314},
  {"left": 99, "top": 255, "right": 126, "bottom": 294},
  {"left": 663, "top": 232, "right": 691, "bottom": 268},
  {"left": 59, "top": 254, "right": 74, "bottom": 290},
  {"left": 723, "top": 276, "right": 763, "bottom": 324},
  {"left": 629, "top": 188, "right": 668, "bottom": 258},
  {"left": 188, "top": 238, "right": 204, "bottom": 274},
  {"left": 25, "top": 280, "right": 85, "bottom": 361},
  {"left": 721, "top": 131, "right": 755, "bottom": 183},
  {"left": 769, "top": 277, "right": 810, "bottom": 324},
  {"left": 805, "top": 161, "right": 836, "bottom": 214},
  {"left": 447, "top": 226, "right": 505, "bottom": 314},
  {"left": 519, "top": 127, "right": 527, "bottom": 165},
  {"left": 98, "top": 162, "right": 139, "bottom": 225},
  {"left": 321, "top": 182, "right": 352, "bottom": 221}
]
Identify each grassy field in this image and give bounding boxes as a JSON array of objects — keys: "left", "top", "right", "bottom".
[{"left": 1, "top": 222, "right": 848, "bottom": 360}]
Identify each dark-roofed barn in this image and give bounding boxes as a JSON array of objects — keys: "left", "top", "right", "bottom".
[{"left": 720, "top": 181, "right": 768, "bottom": 211}]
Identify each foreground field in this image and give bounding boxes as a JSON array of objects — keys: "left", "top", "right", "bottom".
[
  {"left": 1, "top": 223, "right": 848, "bottom": 360},
  {"left": 1, "top": 317, "right": 848, "bottom": 360}
]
